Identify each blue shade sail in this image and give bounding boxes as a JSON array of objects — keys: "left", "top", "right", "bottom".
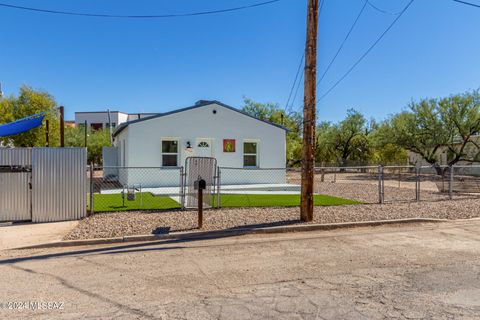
[{"left": 0, "top": 114, "right": 45, "bottom": 137}]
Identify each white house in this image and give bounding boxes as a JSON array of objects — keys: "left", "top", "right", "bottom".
[{"left": 109, "top": 100, "right": 287, "bottom": 186}]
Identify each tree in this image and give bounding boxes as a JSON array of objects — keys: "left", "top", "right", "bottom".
[
  {"left": 389, "top": 100, "right": 447, "bottom": 166},
  {"left": 65, "top": 126, "right": 111, "bottom": 164},
  {"left": 0, "top": 86, "right": 60, "bottom": 147},
  {"left": 328, "top": 109, "right": 371, "bottom": 166},
  {"left": 389, "top": 90, "right": 480, "bottom": 170},
  {"left": 369, "top": 121, "right": 408, "bottom": 165},
  {"left": 242, "top": 98, "right": 303, "bottom": 166},
  {"left": 438, "top": 90, "right": 480, "bottom": 165},
  {"left": 315, "top": 121, "right": 337, "bottom": 165}
]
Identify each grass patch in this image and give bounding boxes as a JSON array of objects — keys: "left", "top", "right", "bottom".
[
  {"left": 91, "top": 192, "right": 360, "bottom": 212},
  {"left": 215, "top": 194, "right": 361, "bottom": 207},
  {"left": 92, "top": 192, "right": 180, "bottom": 212}
]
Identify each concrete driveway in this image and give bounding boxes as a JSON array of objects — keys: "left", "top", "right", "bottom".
[
  {"left": 0, "top": 220, "right": 479, "bottom": 319},
  {"left": 0, "top": 221, "right": 78, "bottom": 250}
]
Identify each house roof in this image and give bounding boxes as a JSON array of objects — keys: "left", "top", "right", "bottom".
[{"left": 112, "top": 100, "right": 287, "bottom": 137}]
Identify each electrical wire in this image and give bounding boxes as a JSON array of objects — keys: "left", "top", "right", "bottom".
[
  {"left": 0, "top": 0, "right": 282, "bottom": 19},
  {"left": 285, "top": 54, "right": 304, "bottom": 111},
  {"left": 317, "top": 0, "right": 368, "bottom": 86},
  {"left": 367, "top": 0, "right": 404, "bottom": 15},
  {"left": 451, "top": 0, "right": 480, "bottom": 8},
  {"left": 290, "top": 72, "right": 304, "bottom": 112},
  {"left": 317, "top": 0, "right": 415, "bottom": 103},
  {"left": 286, "top": 0, "right": 326, "bottom": 113}
]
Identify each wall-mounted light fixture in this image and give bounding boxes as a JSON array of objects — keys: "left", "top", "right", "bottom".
[{"left": 186, "top": 141, "right": 192, "bottom": 151}]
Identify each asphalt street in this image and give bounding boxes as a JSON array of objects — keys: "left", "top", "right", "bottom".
[{"left": 0, "top": 220, "right": 479, "bottom": 319}]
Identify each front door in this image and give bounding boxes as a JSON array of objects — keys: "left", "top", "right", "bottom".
[{"left": 195, "top": 139, "right": 213, "bottom": 157}]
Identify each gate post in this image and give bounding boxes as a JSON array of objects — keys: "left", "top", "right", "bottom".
[
  {"left": 449, "top": 165, "right": 454, "bottom": 200},
  {"left": 378, "top": 165, "right": 384, "bottom": 204},
  {"left": 89, "top": 163, "right": 94, "bottom": 216},
  {"left": 217, "top": 167, "right": 221, "bottom": 208},
  {"left": 415, "top": 166, "right": 420, "bottom": 201},
  {"left": 180, "top": 166, "right": 185, "bottom": 210}
]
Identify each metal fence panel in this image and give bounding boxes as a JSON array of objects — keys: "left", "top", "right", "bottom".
[
  {"left": 0, "top": 172, "right": 31, "bottom": 221},
  {"left": 0, "top": 148, "right": 32, "bottom": 221},
  {"left": 185, "top": 157, "right": 217, "bottom": 209},
  {"left": 91, "top": 166, "right": 183, "bottom": 213},
  {"left": 451, "top": 165, "right": 480, "bottom": 197},
  {"left": 288, "top": 167, "right": 380, "bottom": 204},
  {"left": 32, "top": 148, "right": 87, "bottom": 222},
  {"left": 0, "top": 148, "right": 32, "bottom": 166}
]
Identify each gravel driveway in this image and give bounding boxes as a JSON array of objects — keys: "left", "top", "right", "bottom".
[{"left": 65, "top": 198, "right": 480, "bottom": 240}]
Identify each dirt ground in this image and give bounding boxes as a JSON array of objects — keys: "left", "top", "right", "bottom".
[
  {"left": 1, "top": 220, "right": 479, "bottom": 319},
  {"left": 0, "top": 221, "right": 78, "bottom": 250}
]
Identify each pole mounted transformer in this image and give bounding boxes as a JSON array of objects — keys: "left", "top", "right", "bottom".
[{"left": 301, "top": 0, "right": 318, "bottom": 222}]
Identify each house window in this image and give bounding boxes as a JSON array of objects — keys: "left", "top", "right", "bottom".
[
  {"left": 243, "top": 141, "right": 258, "bottom": 167},
  {"left": 198, "top": 141, "right": 209, "bottom": 148},
  {"left": 90, "top": 123, "right": 103, "bottom": 131},
  {"left": 162, "top": 140, "right": 178, "bottom": 167}
]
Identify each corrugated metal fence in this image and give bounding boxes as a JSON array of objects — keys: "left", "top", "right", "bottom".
[
  {"left": 0, "top": 148, "right": 32, "bottom": 221},
  {"left": 0, "top": 147, "right": 87, "bottom": 222}
]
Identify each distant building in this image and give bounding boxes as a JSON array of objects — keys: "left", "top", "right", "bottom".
[{"left": 74, "top": 111, "right": 159, "bottom": 130}]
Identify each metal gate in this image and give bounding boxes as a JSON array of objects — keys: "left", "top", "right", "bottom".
[
  {"left": 0, "top": 148, "right": 87, "bottom": 222},
  {"left": 183, "top": 157, "right": 218, "bottom": 209},
  {"left": 0, "top": 149, "right": 32, "bottom": 221}
]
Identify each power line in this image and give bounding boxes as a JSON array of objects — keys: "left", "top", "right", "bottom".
[
  {"left": 367, "top": 0, "right": 403, "bottom": 15},
  {"left": 284, "top": 54, "right": 304, "bottom": 111},
  {"left": 452, "top": 0, "right": 480, "bottom": 8},
  {"left": 291, "top": 72, "right": 304, "bottom": 112},
  {"left": 317, "top": 0, "right": 414, "bottom": 103},
  {"left": 0, "top": 0, "right": 282, "bottom": 19},
  {"left": 317, "top": 0, "right": 368, "bottom": 86},
  {"left": 285, "top": 0, "right": 325, "bottom": 112}
]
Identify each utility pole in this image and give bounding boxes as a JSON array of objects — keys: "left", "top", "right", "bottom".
[
  {"left": 59, "top": 106, "right": 65, "bottom": 147},
  {"left": 300, "top": 0, "right": 318, "bottom": 222}
]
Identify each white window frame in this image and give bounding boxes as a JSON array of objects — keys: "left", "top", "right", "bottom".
[
  {"left": 243, "top": 140, "right": 259, "bottom": 168},
  {"left": 161, "top": 138, "right": 179, "bottom": 167}
]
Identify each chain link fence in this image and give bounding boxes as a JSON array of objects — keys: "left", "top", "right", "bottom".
[
  {"left": 89, "top": 166, "right": 184, "bottom": 213},
  {"left": 86, "top": 164, "right": 480, "bottom": 214}
]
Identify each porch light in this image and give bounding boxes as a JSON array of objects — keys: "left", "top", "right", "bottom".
[{"left": 186, "top": 141, "right": 192, "bottom": 151}]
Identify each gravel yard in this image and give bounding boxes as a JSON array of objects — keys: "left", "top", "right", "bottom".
[{"left": 65, "top": 198, "right": 480, "bottom": 240}]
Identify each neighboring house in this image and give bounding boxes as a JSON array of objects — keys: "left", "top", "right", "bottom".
[
  {"left": 108, "top": 100, "right": 287, "bottom": 186},
  {"left": 407, "top": 135, "right": 480, "bottom": 177},
  {"left": 74, "top": 111, "right": 159, "bottom": 130}
]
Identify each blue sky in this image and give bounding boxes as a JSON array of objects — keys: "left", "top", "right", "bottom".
[{"left": 1, "top": 0, "right": 479, "bottom": 122}]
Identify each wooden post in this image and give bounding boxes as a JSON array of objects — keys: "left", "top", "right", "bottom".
[
  {"left": 84, "top": 120, "right": 88, "bottom": 148},
  {"left": 45, "top": 120, "right": 49, "bottom": 147},
  {"left": 198, "top": 188, "right": 203, "bottom": 229},
  {"left": 300, "top": 0, "right": 318, "bottom": 222},
  {"left": 59, "top": 106, "right": 65, "bottom": 147}
]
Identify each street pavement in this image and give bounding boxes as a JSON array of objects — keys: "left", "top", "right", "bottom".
[{"left": 0, "top": 219, "right": 479, "bottom": 319}]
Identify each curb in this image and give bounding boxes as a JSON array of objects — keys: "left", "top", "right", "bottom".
[{"left": 17, "top": 218, "right": 448, "bottom": 250}]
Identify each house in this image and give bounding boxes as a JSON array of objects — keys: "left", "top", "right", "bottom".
[
  {"left": 75, "top": 111, "right": 159, "bottom": 130},
  {"left": 108, "top": 100, "right": 287, "bottom": 186}
]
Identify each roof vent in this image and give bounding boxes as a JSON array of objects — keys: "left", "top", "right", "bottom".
[{"left": 195, "top": 100, "right": 213, "bottom": 106}]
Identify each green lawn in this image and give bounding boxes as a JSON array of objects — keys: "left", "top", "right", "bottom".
[
  {"left": 92, "top": 192, "right": 180, "bottom": 212},
  {"left": 91, "top": 192, "right": 360, "bottom": 212},
  {"left": 216, "top": 194, "right": 361, "bottom": 207}
]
